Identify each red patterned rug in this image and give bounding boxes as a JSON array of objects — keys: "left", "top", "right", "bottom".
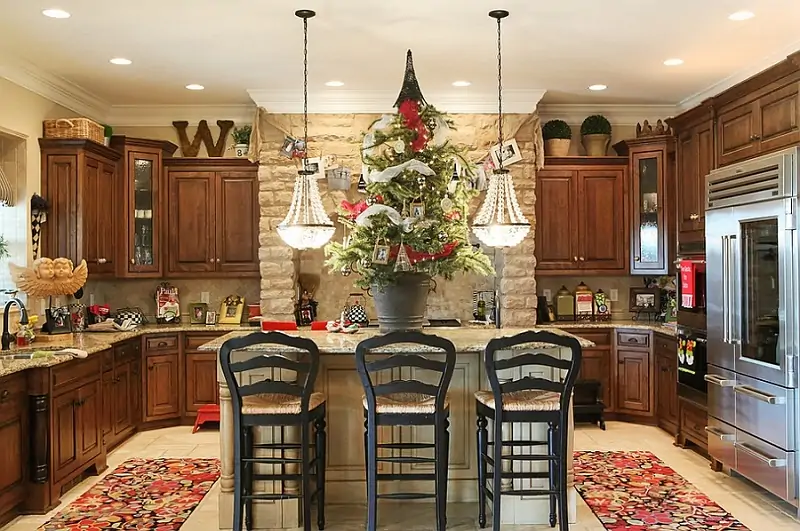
[
  {"left": 574, "top": 451, "right": 748, "bottom": 530},
  {"left": 38, "top": 458, "right": 220, "bottom": 530}
]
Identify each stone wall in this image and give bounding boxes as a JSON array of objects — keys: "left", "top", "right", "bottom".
[{"left": 255, "top": 110, "right": 541, "bottom": 327}]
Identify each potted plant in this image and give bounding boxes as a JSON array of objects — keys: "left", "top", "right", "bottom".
[
  {"left": 232, "top": 125, "right": 252, "bottom": 158},
  {"left": 542, "top": 119, "right": 572, "bottom": 156},
  {"left": 102, "top": 125, "right": 113, "bottom": 147},
  {"left": 580, "top": 115, "right": 612, "bottom": 156}
]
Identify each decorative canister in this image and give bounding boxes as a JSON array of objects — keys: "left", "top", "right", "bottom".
[
  {"left": 554, "top": 286, "right": 574, "bottom": 321},
  {"left": 594, "top": 289, "right": 611, "bottom": 321},
  {"left": 574, "top": 281, "right": 594, "bottom": 321}
]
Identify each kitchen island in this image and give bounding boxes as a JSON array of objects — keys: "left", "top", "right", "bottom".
[{"left": 200, "top": 328, "right": 594, "bottom": 530}]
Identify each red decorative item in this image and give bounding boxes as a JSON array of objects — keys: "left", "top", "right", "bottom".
[
  {"left": 340, "top": 199, "right": 369, "bottom": 219},
  {"left": 193, "top": 404, "right": 220, "bottom": 433},
  {"left": 389, "top": 241, "right": 457, "bottom": 264},
  {"left": 398, "top": 99, "right": 429, "bottom": 152},
  {"left": 679, "top": 260, "right": 704, "bottom": 308},
  {"left": 445, "top": 210, "right": 461, "bottom": 221}
]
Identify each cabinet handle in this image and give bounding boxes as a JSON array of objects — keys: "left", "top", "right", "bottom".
[
  {"left": 573, "top": 256, "right": 578, "bottom": 262},
  {"left": 689, "top": 213, "right": 699, "bottom": 220},
  {"left": 634, "top": 256, "right": 641, "bottom": 262},
  {"left": 148, "top": 365, "right": 154, "bottom": 371},
  {"left": 157, "top": 341, "right": 168, "bottom": 347},
  {"left": 579, "top": 257, "right": 585, "bottom": 261},
  {"left": 98, "top": 258, "right": 107, "bottom": 264},
  {"left": 0, "top": 390, "right": 9, "bottom": 402}
]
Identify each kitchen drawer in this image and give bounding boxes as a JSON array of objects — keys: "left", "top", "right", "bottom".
[
  {"left": 734, "top": 374, "right": 796, "bottom": 451},
  {"left": 184, "top": 332, "right": 224, "bottom": 351},
  {"left": 735, "top": 429, "right": 796, "bottom": 503},
  {"left": 706, "top": 417, "right": 736, "bottom": 470},
  {"left": 0, "top": 372, "right": 27, "bottom": 424},
  {"left": 654, "top": 334, "right": 675, "bottom": 356},
  {"left": 680, "top": 399, "right": 707, "bottom": 443},
  {"left": 51, "top": 356, "right": 101, "bottom": 395},
  {"left": 114, "top": 340, "right": 141, "bottom": 364},
  {"left": 617, "top": 331, "right": 650, "bottom": 348},
  {"left": 145, "top": 334, "right": 179, "bottom": 352},
  {"left": 706, "top": 366, "right": 736, "bottom": 426}
]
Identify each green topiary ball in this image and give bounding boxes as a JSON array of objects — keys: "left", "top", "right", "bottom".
[
  {"left": 542, "top": 119, "right": 572, "bottom": 140},
  {"left": 580, "top": 115, "right": 612, "bottom": 136}
]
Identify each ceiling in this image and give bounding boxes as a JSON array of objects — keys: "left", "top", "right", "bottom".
[{"left": 0, "top": 0, "right": 799, "bottom": 116}]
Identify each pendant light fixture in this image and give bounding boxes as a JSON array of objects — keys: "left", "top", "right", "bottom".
[
  {"left": 471, "top": 10, "right": 530, "bottom": 248},
  {"left": 277, "top": 9, "right": 335, "bottom": 250}
]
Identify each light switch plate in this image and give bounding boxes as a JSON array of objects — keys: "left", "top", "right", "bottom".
[
  {"left": 543, "top": 289, "right": 552, "bottom": 301},
  {"left": 201, "top": 292, "right": 210, "bottom": 304},
  {"left": 610, "top": 289, "right": 619, "bottom": 302}
]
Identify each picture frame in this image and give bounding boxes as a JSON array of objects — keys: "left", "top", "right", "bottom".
[
  {"left": 279, "top": 136, "right": 296, "bottom": 158},
  {"left": 489, "top": 138, "right": 523, "bottom": 168},
  {"left": 372, "top": 244, "right": 390, "bottom": 265},
  {"left": 205, "top": 311, "right": 217, "bottom": 326},
  {"left": 303, "top": 156, "right": 325, "bottom": 180},
  {"left": 629, "top": 287, "right": 661, "bottom": 312},
  {"left": 219, "top": 295, "right": 245, "bottom": 324},
  {"left": 189, "top": 302, "right": 208, "bottom": 325},
  {"left": 410, "top": 201, "right": 425, "bottom": 219},
  {"left": 44, "top": 306, "right": 73, "bottom": 335}
]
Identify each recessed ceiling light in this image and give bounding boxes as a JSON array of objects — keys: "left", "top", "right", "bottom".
[
  {"left": 109, "top": 58, "right": 132, "bottom": 65},
  {"left": 729, "top": 10, "right": 755, "bottom": 21},
  {"left": 42, "top": 8, "right": 70, "bottom": 18},
  {"left": 663, "top": 58, "right": 684, "bottom": 66},
  {"left": 325, "top": 80, "right": 344, "bottom": 87},
  {"left": 588, "top": 84, "right": 607, "bottom": 91},
  {"left": 452, "top": 81, "right": 471, "bottom": 87},
  {"left": 185, "top": 84, "right": 205, "bottom": 91}
]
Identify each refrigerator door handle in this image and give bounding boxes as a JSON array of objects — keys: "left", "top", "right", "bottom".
[
  {"left": 722, "top": 235, "right": 730, "bottom": 344},
  {"left": 704, "top": 374, "right": 736, "bottom": 387},
  {"left": 730, "top": 235, "right": 741, "bottom": 346},
  {"left": 734, "top": 442, "right": 787, "bottom": 468}
]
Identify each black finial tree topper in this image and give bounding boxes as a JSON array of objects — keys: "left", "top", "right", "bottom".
[{"left": 393, "top": 50, "right": 427, "bottom": 108}]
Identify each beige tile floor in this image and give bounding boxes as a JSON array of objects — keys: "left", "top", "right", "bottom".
[{"left": 4, "top": 422, "right": 799, "bottom": 530}]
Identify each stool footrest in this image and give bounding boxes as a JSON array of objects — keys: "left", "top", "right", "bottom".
[
  {"left": 243, "top": 457, "right": 302, "bottom": 464},
  {"left": 253, "top": 473, "right": 301, "bottom": 481},
  {"left": 481, "top": 452, "right": 557, "bottom": 463},
  {"left": 488, "top": 440, "right": 549, "bottom": 447},
  {"left": 243, "top": 493, "right": 301, "bottom": 501},
  {"left": 377, "top": 492, "right": 436, "bottom": 500},
  {"left": 376, "top": 456, "right": 435, "bottom": 464},
  {"left": 378, "top": 442, "right": 434, "bottom": 450},
  {"left": 481, "top": 471, "right": 550, "bottom": 480},
  {"left": 252, "top": 442, "right": 303, "bottom": 449}
]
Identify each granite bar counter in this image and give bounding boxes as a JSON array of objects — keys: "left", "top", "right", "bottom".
[{"left": 200, "top": 328, "right": 594, "bottom": 530}]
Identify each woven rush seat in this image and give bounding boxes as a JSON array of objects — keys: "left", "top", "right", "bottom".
[
  {"left": 361, "top": 392, "right": 450, "bottom": 414},
  {"left": 242, "top": 392, "right": 326, "bottom": 415},
  {"left": 474, "top": 389, "right": 560, "bottom": 412}
]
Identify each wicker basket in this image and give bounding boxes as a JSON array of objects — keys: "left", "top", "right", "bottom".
[{"left": 43, "top": 118, "right": 104, "bottom": 144}]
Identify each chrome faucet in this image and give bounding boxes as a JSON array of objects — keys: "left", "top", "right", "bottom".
[{"left": 2, "top": 298, "right": 29, "bottom": 351}]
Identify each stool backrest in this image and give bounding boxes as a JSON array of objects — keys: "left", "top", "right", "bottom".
[
  {"left": 355, "top": 331, "right": 456, "bottom": 415},
  {"left": 219, "top": 331, "right": 320, "bottom": 415},
  {"left": 484, "top": 330, "right": 583, "bottom": 417}
]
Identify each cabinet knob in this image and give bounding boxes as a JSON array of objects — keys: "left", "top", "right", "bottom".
[
  {"left": 689, "top": 213, "right": 699, "bottom": 220},
  {"left": 573, "top": 256, "right": 578, "bottom": 262},
  {"left": 0, "top": 390, "right": 8, "bottom": 402},
  {"left": 634, "top": 256, "right": 641, "bottom": 262},
  {"left": 579, "top": 257, "right": 585, "bottom": 261},
  {"left": 98, "top": 258, "right": 107, "bottom": 264},
  {"left": 209, "top": 258, "right": 214, "bottom": 263},
  {"left": 148, "top": 365, "right": 154, "bottom": 371},
  {"left": 216, "top": 258, "right": 220, "bottom": 263},
  {"left": 130, "top": 258, "right": 135, "bottom": 264}
]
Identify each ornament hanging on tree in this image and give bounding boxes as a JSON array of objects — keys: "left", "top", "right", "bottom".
[
  {"left": 357, "top": 172, "right": 368, "bottom": 193},
  {"left": 394, "top": 240, "right": 413, "bottom": 272},
  {"left": 440, "top": 196, "right": 454, "bottom": 212}
]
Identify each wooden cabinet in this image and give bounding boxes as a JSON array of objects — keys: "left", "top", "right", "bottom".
[
  {"left": 165, "top": 159, "right": 259, "bottom": 277},
  {"left": 103, "top": 339, "right": 141, "bottom": 448},
  {"left": 184, "top": 332, "right": 224, "bottom": 415},
  {"left": 654, "top": 334, "right": 679, "bottom": 435},
  {"left": 39, "top": 139, "right": 121, "bottom": 277},
  {"left": 677, "top": 397, "right": 708, "bottom": 453},
  {"left": 567, "top": 329, "right": 614, "bottom": 410},
  {"left": 0, "top": 373, "right": 27, "bottom": 526},
  {"left": 614, "top": 330, "right": 653, "bottom": 416},
  {"left": 110, "top": 136, "right": 177, "bottom": 278},
  {"left": 535, "top": 158, "right": 627, "bottom": 275},
  {"left": 143, "top": 333, "right": 181, "bottom": 422},
  {"left": 613, "top": 137, "right": 676, "bottom": 275}
]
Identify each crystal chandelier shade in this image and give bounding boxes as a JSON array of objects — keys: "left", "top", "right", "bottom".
[
  {"left": 277, "top": 9, "right": 335, "bottom": 250},
  {"left": 471, "top": 9, "right": 530, "bottom": 249}
]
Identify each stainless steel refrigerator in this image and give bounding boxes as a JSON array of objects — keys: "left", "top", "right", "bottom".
[{"left": 705, "top": 146, "right": 798, "bottom": 512}]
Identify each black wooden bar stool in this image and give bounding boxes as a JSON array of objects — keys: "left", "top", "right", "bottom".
[
  {"left": 355, "top": 331, "right": 456, "bottom": 531},
  {"left": 475, "top": 330, "right": 582, "bottom": 531},
  {"left": 219, "top": 332, "right": 327, "bottom": 531}
]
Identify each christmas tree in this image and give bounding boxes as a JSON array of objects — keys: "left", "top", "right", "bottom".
[{"left": 325, "top": 51, "right": 493, "bottom": 290}]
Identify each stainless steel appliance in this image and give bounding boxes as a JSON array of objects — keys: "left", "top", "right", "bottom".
[{"left": 705, "top": 146, "right": 799, "bottom": 510}]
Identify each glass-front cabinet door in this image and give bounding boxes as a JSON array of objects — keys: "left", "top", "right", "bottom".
[
  {"left": 631, "top": 150, "right": 667, "bottom": 274},
  {"left": 128, "top": 151, "right": 160, "bottom": 274}
]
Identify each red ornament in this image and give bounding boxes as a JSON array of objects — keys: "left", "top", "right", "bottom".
[
  {"left": 398, "top": 99, "right": 429, "bottom": 152},
  {"left": 389, "top": 242, "right": 457, "bottom": 263},
  {"left": 340, "top": 199, "right": 368, "bottom": 220},
  {"left": 445, "top": 210, "right": 461, "bottom": 221}
]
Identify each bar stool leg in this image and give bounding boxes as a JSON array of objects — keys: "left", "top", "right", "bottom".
[
  {"left": 547, "top": 422, "right": 556, "bottom": 528},
  {"left": 314, "top": 415, "right": 327, "bottom": 530},
  {"left": 491, "top": 419, "right": 503, "bottom": 531},
  {"left": 556, "top": 422, "right": 569, "bottom": 531},
  {"left": 232, "top": 418, "right": 244, "bottom": 531},
  {"left": 434, "top": 417, "right": 449, "bottom": 531},
  {"left": 301, "top": 422, "right": 312, "bottom": 531},
  {"left": 476, "top": 415, "right": 488, "bottom": 528},
  {"left": 442, "top": 418, "right": 450, "bottom": 529},
  {"left": 365, "top": 416, "right": 378, "bottom": 531}
]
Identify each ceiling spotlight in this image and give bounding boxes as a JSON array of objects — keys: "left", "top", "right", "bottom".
[
  {"left": 185, "top": 84, "right": 205, "bottom": 91},
  {"left": 325, "top": 80, "right": 344, "bottom": 87},
  {"left": 452, "top": 81, "right": 471, "bottom": 87},
  {"left": 729, "top": 10, "right": 755, "bottom": 21},
  {"left": 588, "top": 84, "right": 607, "bottom": 91},
  {"left": 663, "top": 58, "right": 684, "bottom": 66},
  {"left": 109, "top": 58, "right": 132, "bottom": 65},
  {"left": 42, "top": 8, "right": 70, "bottom": 18}
]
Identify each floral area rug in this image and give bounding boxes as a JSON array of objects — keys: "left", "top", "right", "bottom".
[
  {"left": 574, "top": 451, "right": 749, "bottom": 530},
  {"left": 38, "top": 458, "right": 220, "bottom": 530}
]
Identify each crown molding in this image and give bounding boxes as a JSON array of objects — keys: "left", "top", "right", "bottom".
[
  {"left": 678, "top": 39, "right": 800, "bottom": 111},
  {"left": 247, "top": 89, "right": 547, "bottom": 114},
  {"left": 106, "top": 104, "right": 256, "bottom": 127},
  {"left": 537, "top": 104, "right": 679, "bottom": 125},
  {"left": 0, "top": 53, "right": 110, "bottom": 121}
]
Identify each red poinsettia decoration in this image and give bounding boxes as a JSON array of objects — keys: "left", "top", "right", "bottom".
[
  {"left": 389, "top": 242, "right": 457, "bottom": 264},
  {"left": 340, "top": 199, "right": 368, "bottom": 220},
  {"left": 398, "top": 99, "right": 429, "bottom": 152}
]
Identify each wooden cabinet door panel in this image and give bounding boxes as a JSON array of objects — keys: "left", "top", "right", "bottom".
[
  {"left": 616, "top": 350, "right": 651, "bottom": 414},
  {"left": 77, "top": 380, "right": 102, "bottom": 462},
  {"left": 185, "top": 353, "right": 219, "bottom": 414},
  {"left": 145, "top": 354, "right": 180, "bottom": 421},
  {"left": 216, "top": 172, "right": 259, "bottom": 273},
  {"left": 0, "top": 413, "right": 25, "bottom": 511},
  {"left": 656, "top": 353, "right": 679, "bottom": 429},
  {"left": 695, "top": 124, "right": 713, "bottom": 233},
  {"left": 102, "top": 370, "right": 113, "bottom": 438},
  {"left": 717, "top": 102, "right": 759, "bottom": 166},
  {"left": 42, "top": 154, "right": 79, "bottom": 263},
  {"left": 52, "top": 390, "right": 79, "bottom": 481},
  {"left": 534, "top": 170, "right": 578, "bottom": 270},
  {"left": 113, "top": 362, "right": 132, "bottom": 435},
  {"left": 758, "top": 82, "right": 800, "bottom": 153},
  {"left": 578, "top": 348, "right": 613, "bottom": 411},
  {"left": 168, "top": 172, "right": 216, "bottom": 274},
  {"left": 92, "top": 160, "right": 116, "bottom": 275},
  {"left": 131, "top": 359, "right": 142, "bottom": 425},
  {"left": 677, "top": 131, "right": 698, "bottom": 235},
  {"left": 577, "top": 170, "right": 626, "bottom": 270}
]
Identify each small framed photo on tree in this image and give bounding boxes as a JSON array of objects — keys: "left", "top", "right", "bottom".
[
  {"left": 410, "top": 202, "right": 425, "bottom": 219},
  {"left": 372, "top": 243, "right": 391, "bottom": 265}
]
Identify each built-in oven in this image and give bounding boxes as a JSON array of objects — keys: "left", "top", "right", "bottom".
[{"left": 677, "top": 326, "right": 707, "bottom": 394}]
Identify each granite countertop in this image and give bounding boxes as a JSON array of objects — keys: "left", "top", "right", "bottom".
[
  {"left": 539, "top": 320, "right": 678, "bottom": 337},
  {"left": 198, "top": 327, "right": 596, "bottom": 354},
  {"left": 0, "top": 323, "right": 256, "bottom": 378}
]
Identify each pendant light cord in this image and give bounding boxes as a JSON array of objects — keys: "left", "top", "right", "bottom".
[
  {"left": 303, "top": 15, "right": 309, "bottom": 163},
  {"left": 496, "top": 14, "right": 503, "bottom": 171}
]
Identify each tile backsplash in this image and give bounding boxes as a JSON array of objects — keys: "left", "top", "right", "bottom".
[{"left": 83, "top": 278, "right": 260, "bottom": 321}]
